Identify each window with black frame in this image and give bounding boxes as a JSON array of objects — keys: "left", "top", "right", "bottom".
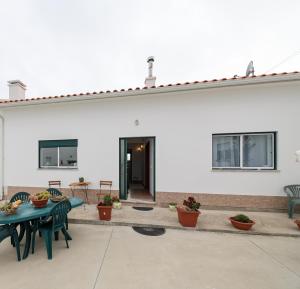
[
  {"left": 39, "top": 139, "right": 78, "bottom": 168},
  {"left": 212, "top": 132, "right": 276, "bottom": 170}
]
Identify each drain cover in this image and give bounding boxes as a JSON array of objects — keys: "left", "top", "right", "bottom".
[
  {"left": 132, "top": 226, "right": 166, "bottom": 236},
  {"left": 132, "top": 206, "right": 153, "bottom": 211}
]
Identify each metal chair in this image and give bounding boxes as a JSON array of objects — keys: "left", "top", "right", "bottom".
[
  {"left": 31, "top": 200, "right": 71, "bottom": 260},
  {"left": 0, "top": 225, "right": 21, "bottom": 261},
  {"left": 284, "top": 185, "right": 300, "bottom": 218},
  {"left": 97, "top": 180, "right": 112, "bottom": 202},
  {"left": 48, "top": 180, "right": 61, "bottom": 188},
  {"left": 47, "top": 188, "right": 63, "bottom": 197}
]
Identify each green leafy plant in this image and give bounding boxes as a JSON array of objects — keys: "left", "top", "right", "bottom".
[
  {"left": 98, "top": 194, "right": 113, "bottom": 206},
  {"left": 232, "top": 214, "right": 253, "bottom": 223},
  {"left": 79, "top": 177, "right": 85, "bottom": 183},
  {"left": 183, "top": 197, "right": 200, "bottom": 211}
]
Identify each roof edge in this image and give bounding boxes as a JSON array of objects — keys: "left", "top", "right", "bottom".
[{"left": 0, "top": 71, "right": 299, "bottom": 108}]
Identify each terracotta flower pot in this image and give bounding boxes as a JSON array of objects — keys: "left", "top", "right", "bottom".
[
  {"left": 294, "top": 220, "right": 300, "bottom": 230},
  {"left": 32, "top": 199, "right": 48, "bottom": 208},
  {"left": 176, "top": 206, "right": 200, "bottom": 227},
  {"left": 229, "top": 217, "right": 255, "bottom": 231},
  {"left": 97, "top": 205, "right": 112, "bottom": 221}
]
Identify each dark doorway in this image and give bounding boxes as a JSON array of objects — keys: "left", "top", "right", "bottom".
[{"left": 119, "top": 137, "right": 155, "bottom": 201}]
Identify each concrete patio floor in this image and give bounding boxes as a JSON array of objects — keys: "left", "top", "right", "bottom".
[
  {"left": 68, "top": 204, "right": 300, "bottom": 237},
  {"left": 0, "top": 224, "right": 299, "bottom": 289}
]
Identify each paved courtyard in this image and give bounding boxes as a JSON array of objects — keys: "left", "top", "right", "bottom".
[{"left": 0, "top": 224, "right": 300, "bottom": 289}]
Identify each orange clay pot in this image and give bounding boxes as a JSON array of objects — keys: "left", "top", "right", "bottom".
[
  {"left": 97, "top": 205, "right": 112, "bottom": 221},
  {"left": 229, "top": 217, "right": 255, "bottom": 231},
  {"left": 177, "top": 206, "right": 200, "bottom": 227}
]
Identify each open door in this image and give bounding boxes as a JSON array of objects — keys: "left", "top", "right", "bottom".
[
  {"left": 119, "top": 137, "right": 155, "bottom": 201},
  {"left": 119, "top": 138, "right": 128, "bottom": 200},
  {"left": 149, "top": 137, "right": 155, "bottom": 199}
]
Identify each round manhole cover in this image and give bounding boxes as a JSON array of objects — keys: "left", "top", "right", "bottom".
[
  {"left": 132, "top": 226, "right": 166, "bottom": 236},
  {"left": 132, "top": 206, "right": 153, "bottom": 211}
]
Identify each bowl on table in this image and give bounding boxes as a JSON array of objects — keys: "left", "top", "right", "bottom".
[
  {"left": 30, "top": 191, "right": 51, "bottom": 208},
  {"left": 31, "top": 198, "right": 49, "bottom": 208},
  {"left": 50, "top": 195, "right": 68, "bottom": 203},
  {"left": 0, "top": 200, "right": 22, "bottom": 215}
]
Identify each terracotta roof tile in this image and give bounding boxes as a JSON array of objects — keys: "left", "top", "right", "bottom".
[{"left": 0, "top": 71, "right": 299, "bottom": 105}]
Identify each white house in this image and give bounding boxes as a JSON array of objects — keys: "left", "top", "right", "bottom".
[{"left": 0, "top": 70, "right": 299, "bottom": 211}]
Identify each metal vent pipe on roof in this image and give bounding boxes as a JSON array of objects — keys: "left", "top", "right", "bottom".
[{"left": 144, "top": 56, "right": 156, "bottom": 88}]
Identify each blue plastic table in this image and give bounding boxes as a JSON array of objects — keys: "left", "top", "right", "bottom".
[{"left": 0, "top": 197, "right": 83, "bottom": 259}]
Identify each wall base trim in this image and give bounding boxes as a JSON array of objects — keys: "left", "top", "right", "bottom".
[
  {"left": 156, "top": 191, "right": 288, "bottom": 212},
  {"left": 6, "top": 186, "right": 289, "bottom": 212}
]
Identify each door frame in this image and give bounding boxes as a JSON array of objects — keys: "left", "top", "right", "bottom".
[{"left": 119, "top": 136, "right": 156, "bottom": 201}]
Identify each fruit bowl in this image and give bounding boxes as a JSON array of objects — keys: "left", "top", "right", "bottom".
[
  {"left": 31, "top": 199, "right": 48, "bottom": 208},
  {"left": 4, "top": 207, "right": 17, "bottom": 215},
  {"left": 0, "top": 200, "right": 22, "bottom": 215},
  {"left": 30, "top": 191, "right": 51, "bottom": 208},
  {"left": 50, "top": 195, "right": 68, "bottom": 203}
]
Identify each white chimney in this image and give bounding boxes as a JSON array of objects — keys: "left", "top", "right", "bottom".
[
  {"left": 8, "top": 80, "right": 26, "bottom": 100},
  {"left": 144, "top": 56, "right": 156, "bottom": 88}
]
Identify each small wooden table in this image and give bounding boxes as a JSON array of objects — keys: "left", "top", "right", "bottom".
[{"left": 69, "top": 182, "right": 91, "bottom": 204}]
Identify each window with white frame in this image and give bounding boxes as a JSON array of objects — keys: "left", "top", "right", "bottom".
[
  {"left": 39, "top": 139, "right": 78, "bottom": 168},
  {"left": 212, "top": 132, "right": 276, "bottom": 169}
]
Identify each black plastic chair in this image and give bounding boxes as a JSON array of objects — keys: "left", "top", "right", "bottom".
[
  {"left": 0, "top": 225, "right": 21, "bottom": 261},
  {"left": 31, "top": 200, "right": 71, "bottom": 260},
  {"left": 46, "top": 188, "right": 63, "bottom": 197}
]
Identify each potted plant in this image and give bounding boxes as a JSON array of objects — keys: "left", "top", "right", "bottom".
[
  {"left": 79, "top": 177, "right": 85, "bottom": 183},
  {"left": 168, "top": 202, "right": 177, "bottom": 211},
  {"left": 229, "top": 214, "right": 255, "bottom": 231},
  {"left": 30, "top": 191, "right": 51, "bottom": 208},
  {"left": 112, "top": 196, "right": 122, "bottom": 209},
  {"left": 97, "top": 194, "right": 113, "bottom": 220},
  {"left": 176, "top": 196, "right": 201, "bottom": 227}
]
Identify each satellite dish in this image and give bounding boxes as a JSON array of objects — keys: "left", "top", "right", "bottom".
[{"left": 246, "top": 61, "right": 255, "bottom": 77}]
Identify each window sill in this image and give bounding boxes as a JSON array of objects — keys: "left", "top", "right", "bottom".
[
  {"left": 211, "top": 168, "right": 280, "bottom": 172},
  {"left": 38, "top": 167, "right": 78, "bottom": 170}
]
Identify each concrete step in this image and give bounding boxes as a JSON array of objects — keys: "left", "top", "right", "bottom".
[{"left": 121, "top": 199, "right": 156, "bottom": 207}]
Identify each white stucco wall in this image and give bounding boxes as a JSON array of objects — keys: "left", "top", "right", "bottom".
[{"left": 1, "top": 80, "right": 299, "bottom": 197}]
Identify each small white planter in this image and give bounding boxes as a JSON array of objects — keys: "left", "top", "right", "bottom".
[
  {"left": 169, "top": 204, "right": 177, "bottom": 211},
  {"left": 113, "top": 202, "right": 122, "bottom": 209}
]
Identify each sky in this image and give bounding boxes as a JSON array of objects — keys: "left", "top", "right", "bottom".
[{"left": 0, "top": 0, "right": 299, "bottom": 99}]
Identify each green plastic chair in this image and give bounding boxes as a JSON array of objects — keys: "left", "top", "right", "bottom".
[
  {"left": 10, "top": 192, "right": 31, "bottom": 203},
  {"left": 46, "top": 188, "right": 63, "bottom": 196},
  {"left": 10, "top": 192, "right": 31, "bottom": 243},
  {"left": 284, "top": 185, "right": 300, "bottom": 218},
  {"left": 46, "top": 188, "right": 69, "bottom": 230},
  {"left": 31, "top": 200, "right": 71, "bottom": 259},
  {"left": 0, "top": 225, "right": 21, "bottom": 261}
]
